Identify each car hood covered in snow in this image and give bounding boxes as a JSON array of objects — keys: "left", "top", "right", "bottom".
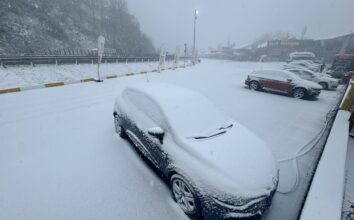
[
  {"left": 295, "top": 78, "right": 322, "bottom": 89},
  {"left": 181, "top": 122, "right": 278, "bottom": 196}
]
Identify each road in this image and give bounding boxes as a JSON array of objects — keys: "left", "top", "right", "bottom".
[{"left": 0, "top": 59, "right": 341, "bottom": 219}]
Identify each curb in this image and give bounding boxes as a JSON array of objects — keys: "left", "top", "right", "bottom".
[
  {"left": 300, "top": 110, "right": 350, "bottom": 220},
  {"left": 0, "top": 87, "right": 21, "bottom": 94},
  {"left": 0, "top": 65, "right": 191, "bottom": 95}
]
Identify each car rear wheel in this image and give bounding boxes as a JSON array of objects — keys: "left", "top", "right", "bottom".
[
  {"left": 249, "top": 81, "right": 260, "bottom": 91},
  {"left": 319, "top": 82, "right": 328, "bottom": 90},
  {"left": 171, "top": 174, "right": 202, "bottom": 218},
  {"left": 114, "top": 114, "right": 127, "bottom": 139},
  {"left": 292, "top": 88, "right": 306, "bottom": 99}
]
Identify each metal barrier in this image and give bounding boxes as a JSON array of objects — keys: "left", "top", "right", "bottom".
[{"left": 0, "top": 55, "right": 185, "bottom": 68}]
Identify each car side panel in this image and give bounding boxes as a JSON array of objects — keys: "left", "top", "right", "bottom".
[
  {"left": 260, "top": 77, "right": 292, "bottom": 93},
  {"left": 117, "top": 92, "right": 171, "bottom": 175},
  {"left": 251, "top": 75, "right": 295, "bottom": 94},
  {"left": 139, "top": 128, "right": 170, "bottom": 171}
]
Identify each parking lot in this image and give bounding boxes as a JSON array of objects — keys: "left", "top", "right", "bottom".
[{"left": 0, "top": 59, "right": 341, "bottom": 219}]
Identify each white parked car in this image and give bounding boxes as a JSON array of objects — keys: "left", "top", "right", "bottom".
[
  {"left": 113, "top": 83, "right": 278, "bottom": 219},
  {"left": 287, "top": 52, "right": 316, "bottom": 63},
  {"left": 284, "top": 60, "right": 321, "bottom": 72},
  {"left": 287, "top": 68, "right": 339, "bottom": 90}
]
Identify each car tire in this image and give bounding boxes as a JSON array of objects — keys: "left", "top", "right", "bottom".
[
  {"left": 170, "top": 174, "right": 202, "bottom": 219},
  {"left": 114, "top": 114, "right": 127, "bottom": 139},
  {"left": 249, "top": 80, "right": 261, "bottom": 91},
  {"left": 292, "top": 88, "right": 306, "bottom": 99},
  {"left": 319, "top": 82, "right": 328, "bottom": 90}
]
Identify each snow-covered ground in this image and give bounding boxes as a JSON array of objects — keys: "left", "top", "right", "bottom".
[
  {"left": 0, "top": 59, "right": 341, "bottom": 219},
  {"left": 0, "top": 61, "right": 177, "bottom": 89}
]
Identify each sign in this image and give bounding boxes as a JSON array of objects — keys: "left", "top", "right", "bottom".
[
  {"left": 98, "top": 35, "right": 105, "bottom": 57},
  {"left": 158, "top": 48, "right": 166, "bottom": 73},
  {"left": 173, "top": 46, "right": 180, "bottom": 69},
  {"left": 97, "top": 35, "right": 105, "bottom": 82}
]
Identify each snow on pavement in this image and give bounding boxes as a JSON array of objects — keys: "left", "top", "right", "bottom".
[{"left": 0, "top": 59, "right": 341, "bottom": 219}]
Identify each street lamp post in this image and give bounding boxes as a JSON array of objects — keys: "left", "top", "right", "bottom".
[{"left": 193, "top": 9, "right": 198, "bottom": 64}]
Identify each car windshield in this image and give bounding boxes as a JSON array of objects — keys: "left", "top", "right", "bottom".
[{"left": 159, "top": 94, "right": 234, "bottom": 139}]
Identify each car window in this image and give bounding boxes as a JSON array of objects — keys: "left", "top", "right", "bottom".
[
  {"left": 126, "top": 90, "right": 166, "bottom": 129},
  {"left": 273, "top": 71, "right": 288, "bottom": 78},
  {"left": 255, "top": 70, "right": 270, "bottom": 76},
  {"left": 259, "top": 70, "right": 278, "bottom": 77},
  {"left": 297, "top": 71, "right": 312, "bottom": 79}
]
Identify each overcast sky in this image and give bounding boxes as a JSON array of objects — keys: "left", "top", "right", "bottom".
[{"left": 125, "top": 0, "right": 354, "bottom": 52}]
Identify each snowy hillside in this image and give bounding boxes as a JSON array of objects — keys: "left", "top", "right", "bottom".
[{"left": 0, "top": 0, "right": 155, "bottom": 55}]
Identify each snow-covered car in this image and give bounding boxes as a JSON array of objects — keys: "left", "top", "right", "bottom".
[
  {"left": 284, "top": 60, "right": 321, "bottom": 72},
  {"left": 287, "top": 52, "right": 317, "bottom": 63},
  {"left": 113, "top": 83, "right": 278, "bottom": 219},
  {"left": 245, "top": 69, "right": 322, "bottom": 99},
  {"left": 286, "top": 68, "right": 339, "bottom": 90}
]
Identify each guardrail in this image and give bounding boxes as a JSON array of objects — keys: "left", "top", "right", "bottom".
[{"left": 0, "top": 55, "right": 184, "bottom": 68}]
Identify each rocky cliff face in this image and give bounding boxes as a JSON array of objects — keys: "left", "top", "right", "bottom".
[{"left": 0, "top": 0, "right": 155, "bottom": 55}]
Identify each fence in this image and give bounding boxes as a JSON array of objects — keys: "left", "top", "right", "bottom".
[{"left": 0, "top": 55, "right": 183, "bottom": 68}]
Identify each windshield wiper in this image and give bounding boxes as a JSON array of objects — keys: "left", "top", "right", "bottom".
[
  {"left": 192, "top": 130, "right": 227, "bottom": 140},
  {"left": 218, "top": 123, "right": 233, "bottom": 130},
  {"left": 188, "top": 123, "right": 234, "bottom": 140}
]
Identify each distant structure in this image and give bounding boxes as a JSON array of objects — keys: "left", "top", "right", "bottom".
[{"left": 205, "top": 33, "right": 354, "bottom": 63}]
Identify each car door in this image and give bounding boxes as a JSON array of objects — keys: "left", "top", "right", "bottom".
[
  {"left": 257, "top": 71, "right": 279, "bottom": 90},
  {"left": 261, "top": 71, "right": 293, "bottom": 93},
  {"left": 274, "top": 71, "right": 296, "bottom": 92},
  {"left": 298, "top": 70, "right": 314, "bottom": 81},
  {"left": 125, "top": 90, "right": 169, "bottom": 169}
]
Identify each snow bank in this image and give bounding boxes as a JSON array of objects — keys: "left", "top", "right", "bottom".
[
  {"left": 342, "top": 138, "right": 354, "bottom": 219},
  {"left": 300, "top": 110, "right": 350, "bottom": 220},
  {"left": 0, "top": 61, "right": 176, "bottom": 90}
]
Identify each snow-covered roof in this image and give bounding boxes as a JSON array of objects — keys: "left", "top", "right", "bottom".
[
  {"left": 125, "top": 83, "right": 232, "bottom": 137},
  {"left": 289, "top": 52, "right": 315, "bottom": 58}
]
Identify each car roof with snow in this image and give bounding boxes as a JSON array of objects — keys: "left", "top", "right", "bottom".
[
  {"left": 289, "top": 52, "right": 316, "bottom": 58},
  {"left": 123, "top": 83, "right": 232, "bottom": 137},
  {"left": 252, "top": 69, "right": 301, "bottom": 79},
  {"left": 287, "top": 67, "right": 316, "bottom": 74}
]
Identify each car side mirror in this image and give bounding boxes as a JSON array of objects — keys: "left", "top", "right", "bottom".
[
  {"left": 148, "top": 127, "right": 164, "bottom": 144},
  {"left": 287, "top": 78, "right": 293, "bottom": 82}
]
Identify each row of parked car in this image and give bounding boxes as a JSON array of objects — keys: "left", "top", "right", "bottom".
[{"left": 245, "top": 59, "right": 339, "bottom": 99}]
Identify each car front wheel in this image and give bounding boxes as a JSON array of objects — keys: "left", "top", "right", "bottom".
[
  {"left": 249, "top": 80, "right": 260, "bottom": 91},
  {"left": 114, "top": 114, "right": 127, "bottom": 139},
  {"left": 171, "top": 174, "right": 202, "bottom": 218},
  {"left": 292, "top": 88, "right": 306, "bottom": 99}
]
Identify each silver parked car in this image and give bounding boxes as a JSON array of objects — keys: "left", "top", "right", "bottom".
[
  {"left": 287, "top": 68, "right": 339, "bottom": 90},
  {"left": 113, "top": 83, "right": 279, "bottom": 219}
]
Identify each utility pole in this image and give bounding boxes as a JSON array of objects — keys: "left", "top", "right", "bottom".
[
  {"left": 193, "top": 9, "right": 198, "bottom": 64},
  {"left": 184, "top": 43, "right": 187, "bottom": 67}
]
